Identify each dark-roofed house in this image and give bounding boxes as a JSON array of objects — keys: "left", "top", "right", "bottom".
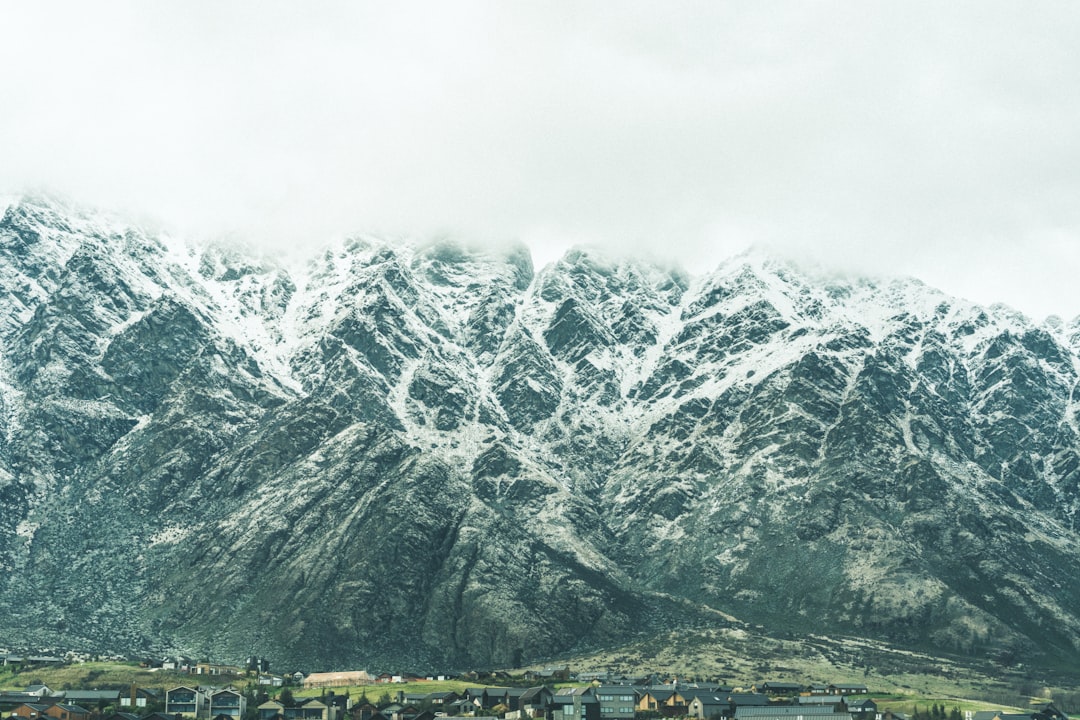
[
  {"left": 41, "top": 703, "right": 88, "bottom": 720},
  {"left": 828, "top": 686, "right": 867, "bottom": 696},
  {"left": 554, "top": 687, "right": 599, "bottom": 720},
  {"left": 595, "top": 686, "right": 637, "bottom": 720},
  {"left": 687, "top": 695, "right": 729, "bottom": 720},
  {"left": 104, "top": 712, "right": 141, "bottom": 720},
  {"left": 848, "top": 700, "right": 877, "bottom": 718},
  {"left": 759, "top": 684, "right": 803, "bottom": 697},
  {"left": 972, "top": 713, "right": 1030, "bottom": 720},
  {"left": 798, "top": 698, "right": 843, "bottom": 707},
  {"left": 1033, "top": 706, "right": 1069, "bottom": 720},
  {"left": 120, "top": 688, "right": 160, "bottom": 709},
  {"left": 637, "top": 689, "right": 673, "bottom": 713},
  {"left": 727, "top": 695, "right": 771, "bottom": 709},
  {"left": 45, "top": 704, "right": 91, "bottom": 720},
  {"left": 425, "top": 692, "right": 460, "bottom": 706},
  {"left": 1, "top": 695, "right": 38, "bottom": 712},
  {"left": 12, "top": 703, "right": 52, "bottom": 719},
  {"left": 519, "top": 687, "right": 554, "bottom": 718},
  {"left": 64, "top": 691, "right": 121, "bottom": 709},
  {"left": 505, "top": 689, "right": 530, "bottom": 712}
]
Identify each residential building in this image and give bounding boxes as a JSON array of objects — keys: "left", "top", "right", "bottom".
[
  {"left": 64, "top": 691, "right": 121, "bottom": 708},
  {"left": 44, "top": 704, "right": 90, "bottom": 720},
  {"left": 594, "top": 687, "right": 637, "bottom": 720},
  {"left": 209, "top": 689, "right": 246, "bottom": 720},
  {"left": 119, "top": 688, "right": 160, "bottom": 709},
  {"left": 166, "top": 687, "right": 207, "bottom": 718},
  {"left": 687, "top": 695, "right": 729, "bottom": 720},
  {"left": 12, "top": 704, "right": 52, "bottom": 720},
  {"left": 553, "top": 687, "right": 599, "bottom": 720}
]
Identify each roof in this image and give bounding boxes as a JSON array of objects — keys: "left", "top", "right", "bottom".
[
  {"left": 554, "top": 688, "right": 595, "bottom": 699},
  {"left": 727, "top": 695, "right": 770, "bottom": 707},
  {"left": 56, "top": 705, "right": 91, "bottom": 713},
  {"left": 735, "top": 708, "right": 848, "bottom": 719},
  {"left": 690, "top": 696, "right": 730, "bottom": 708},
  {"left": 64, "top": 692, "right": 120, "bottom": 702}
]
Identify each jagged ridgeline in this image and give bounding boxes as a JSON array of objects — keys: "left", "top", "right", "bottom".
[{"left": 1, "top": 195, "right": 1080, "bottom": 670}]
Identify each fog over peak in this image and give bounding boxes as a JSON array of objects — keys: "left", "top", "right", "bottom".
[{"left": 3, "top": 2, "right": 1080, "bottom": 321}]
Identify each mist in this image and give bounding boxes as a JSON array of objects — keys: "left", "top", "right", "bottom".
[{"left": 3, "top": 2, "right": 1080, "bottom": 320}]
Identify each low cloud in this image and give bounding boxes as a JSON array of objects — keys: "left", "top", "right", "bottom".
[{"left": 3, "top": 1, "right": 1079, "bottom": 319}]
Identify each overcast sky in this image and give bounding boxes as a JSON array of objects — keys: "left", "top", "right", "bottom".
[{"left": 3, "top": 2, "right": 1080, "bottom": 320}]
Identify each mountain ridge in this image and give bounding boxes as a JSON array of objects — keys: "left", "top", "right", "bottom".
[{"left": 1, "top": 195, "right": 1079, "bottom": 671}]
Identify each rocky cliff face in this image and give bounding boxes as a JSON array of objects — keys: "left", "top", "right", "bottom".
[{"left": 1, "top": 195, "right": 1079, "bottom": 670}]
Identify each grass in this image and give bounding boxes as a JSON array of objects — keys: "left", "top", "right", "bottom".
[{"left": 0, "top": 662, "right": 236, "bottom": 693}]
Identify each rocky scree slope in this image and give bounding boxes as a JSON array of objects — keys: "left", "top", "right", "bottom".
[{"left": 0, "top": 196, "right": 1079, "bottom": 670}]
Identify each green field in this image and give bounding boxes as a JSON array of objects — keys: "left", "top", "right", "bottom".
[{"left": 0, "top": 662, "right": 229, "bottom": 693}]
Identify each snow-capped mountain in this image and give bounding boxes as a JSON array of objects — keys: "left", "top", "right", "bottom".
[{"left": 1, "top": 195, "right": 1079, "bottom": 669}]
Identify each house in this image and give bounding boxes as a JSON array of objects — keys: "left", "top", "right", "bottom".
[
  {"left": 259, "top": 700, "right": 289, "bottom": 720},
  {"left": 24, "top": 688, "right": 55, "bottom": 699},
  {"left": 119, "top": 688, "right": 160, "bottom": 708},
  {"left": 103, "top": 712, "right": 141, "bottom": 720},
  {"left": 143, "top": 713, "right": 182, "bottom": 720},
  {"left": 798, "top": 698, "right": 844, "bottom": 707},
  {"left": 1, "top": 695, "right": 39, "bottom": 713},
  {"left": 637, "top": 689, "right": 672, "bottom": 713},
  {"left": 196, "top": 663, "right": 242, "bottom": 676},
  {"left": 972, "top": 713, "right": 1030, "bottom": 720},
  {"left": 726, "top": 695, "right": 771, "bottom": 709},
  {"left": 759, "top": 684, "right": 804, "bottom": 697},
  {"left": 827, "top": 686, "right": 868, "bottom": 696},
  {"left": 594, "top": 686, "right": 637, "bottom": 720},
  {"left": 64, "top": 691, "right": 121, "bottom": 708},
  {"left": 553, "top": 687, "right": 599, "bottom": 720},
  {"left": 524, "top": 666, "right": 570, "bottom": 683},
  {"left": 423, "top": 692, "right": 460, "bottom": 708},
  {"left": 349, "top": 703, "right": 380, "bottom": 720},
  {"left": 260, "top": 698, "right": 333, "bottom": 720},
  {"left": 12, "top": 703, "right": 53, "bottom": 719},
  {"left": 444, "top": 699, "right": 476, "bottom": 716},
  {"left": 166, "top": 687, "right": 207, "bottom": 718},
  {"left": 848, "top": 700, "right": 878, "bottom": 718},
  {"left": 519, "top": 687, "right": 554, "bottom": 718},
  {"left": 1032, "top": 706, "right": 1069, "bottom": 720},
  {"left": 687, "top": 695, "right": 729, "bottom": 720},
  {"left": 209, "top": 689, "right": 247, "bottom": 720},
  {"left": 465, "top": 688, "right": 510, "bottom": 711},
  {"left": 45, "top": 704, "right": 91, "bottom": 720},
  {"left": 295, "top": 698, "right": 334, "bottom": 720}
]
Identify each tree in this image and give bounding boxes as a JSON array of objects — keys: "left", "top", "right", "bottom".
[{"left": 280, "top": 689, "right": 295, "bottom": 708}]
